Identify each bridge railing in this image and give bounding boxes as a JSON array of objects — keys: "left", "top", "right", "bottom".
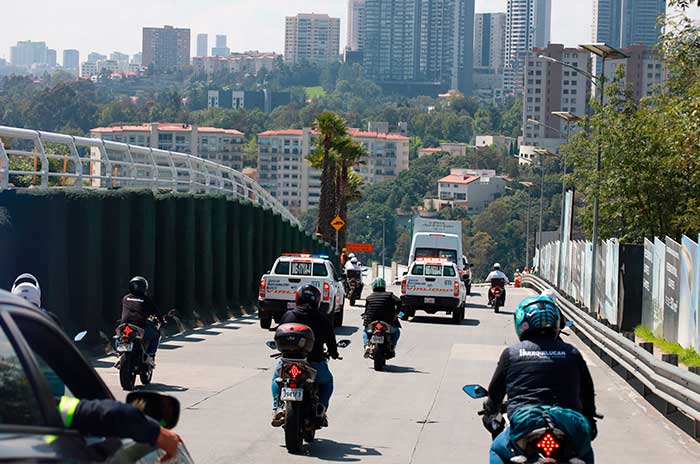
[{"left": 0, "top": 125, "right": 299, "bottom": 226}]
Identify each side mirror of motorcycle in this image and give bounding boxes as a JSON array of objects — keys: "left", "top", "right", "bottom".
[
  {"left": 126, "top": 392, "right": 180, "bottom": 429},
  {"left": 337, "top": 339, "right": 351, "bottom": 349},
  {"left": 462, "top": 384, "right": 488, "bottom": 399},
  {"left": 74, "top": 331, "right": 88, "bottom": 343},
  {"left": 565, "top": 320, "right": 574, "bottom": 328},
  {"left": 266, "top": 340, "right": 277, "bottom": 350}
]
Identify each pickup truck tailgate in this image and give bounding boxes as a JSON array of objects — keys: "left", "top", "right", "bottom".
[
  {"left": 404, "top": 276, "right": 456, "bottom": 297},
  {"left": 264, "top": 277, "right": 324, "bottom": 301}
]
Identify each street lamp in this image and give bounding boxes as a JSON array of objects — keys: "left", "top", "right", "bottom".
[
  {"left": 518, "top": 181, "right": 537, "bottom": 270},
  {"left": 366, "top": 215, "right": 386, "bottom": 279},
  {"left": 532, "top": 148, "right": 558, "bottom": 272},
  {"left": 540, "top": 43, "right": 627, "bottom": 310}
]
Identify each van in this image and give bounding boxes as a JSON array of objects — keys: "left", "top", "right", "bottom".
[{"left": 409, "top": 232, "right": 462, "bottom": 269}]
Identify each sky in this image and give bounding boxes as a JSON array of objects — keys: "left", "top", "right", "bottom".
[{"left": 1, "top": 0, "right": 698, "bottom": 63}]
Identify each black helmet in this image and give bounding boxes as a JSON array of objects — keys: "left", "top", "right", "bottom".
[
  {"left": 129, "top": 276, "right": 148, "bottom": 295},
  {"left": 295, "top": 284, "right": 321, "bottom": 311}
]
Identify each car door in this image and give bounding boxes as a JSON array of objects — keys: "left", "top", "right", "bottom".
[{"left": 0, "top": 307, "right": 92, "bottom": 462}]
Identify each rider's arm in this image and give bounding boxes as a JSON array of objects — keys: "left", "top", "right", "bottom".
[
  {"left": 486, "top": 348, "right": 510, "bottom": 411},
  {"left": 576, "top": 352, "right": 597, "bottom": 419},
  {"left": 61, "top": 397, "right": 160, "bottom": 445}
]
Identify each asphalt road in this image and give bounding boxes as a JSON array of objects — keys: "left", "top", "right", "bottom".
[{"left": 94, "top": 285, "right": 700, "bottom": 463}]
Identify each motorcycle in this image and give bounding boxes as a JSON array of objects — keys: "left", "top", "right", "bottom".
[
  {"left": 365, "top": 320, "right": 395, "bottom": 371},
  {"left": 346, "top": 269, "right": 363, "bottom": 306},
  {"left": 462, "top": 384, "right": 600, "bottom": 464},
  {"left": 267, "top": 324, "right": 351, "bottom": 454},
  {"left": 488, "top": 279, "right": 506, "bottom": 313}
]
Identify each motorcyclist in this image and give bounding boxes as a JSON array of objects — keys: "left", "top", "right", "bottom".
[
  {"left": 483, "top": 295, "right": 598, "bottom": 464},
  {"left": 344, "top": 256, "right": 364, "bottom": 297},
  {"left": 362, "top": 277, "right": 401, "bottom": 356},
  {"left": 271, "top": 284, "right": 339, "bottom": 427},
  {"left": 120, "top": 276, "right": 163, "bottom": 362},
  {"left": 344, "top": 256, "right": 362, "bottom": 272},
  {"left": 11, "top": 273, "right": 63, "bottom": 328},
  {"left": 56, "top": 395, "right": 181, "bottom": 461},
  {"left": 486, "top": 263, "right": 509, "bottom": 304}
]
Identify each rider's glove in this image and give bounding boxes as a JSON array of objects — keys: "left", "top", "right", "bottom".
[{"left": 330, "top": 351, "right": 340, "bottom": 359}]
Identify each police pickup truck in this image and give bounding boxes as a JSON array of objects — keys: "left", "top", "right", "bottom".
[
  {"left": 400, "top": 259, "right": 466, "bottom": 324},
  {"left": 258, "top": 254, "right": 345, "bottom": 329}
]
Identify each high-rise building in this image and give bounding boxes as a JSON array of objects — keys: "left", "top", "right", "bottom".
[
  {"left": 142, "top": 25, "right": 191, "bottom": 70},
  {"left": 363, "top": 0, "right": 475, "bottom": 95},
  {"left": 284, "top": 13, "right": 341, "bottom": 65},
  {"left": 131, "top": 52, "right": 142, "bottom": 65},
  {"left": 63, "top": 49, "right": 80, "bottom": 70},
  {"left": 519, "top": 44, "right": 591, "bottom": 164},
  {"left": 347, "top": 0, "right": 366, "bottom": 51},
  {"left": 46, "top": 49, "right": 57, "bottom": 67},
  {"left": 10, "top": 41, "right": 48, "bottom": 67},
  {"left": 504, "top": 0, "right": 552, "bottom": 95},
  {"left": 592, "top": 0, "right": 665, "bottom": 75},
  {"left": 110, "top": 51, "right": 129, "bottom": 62},
  {"left": 473, "top": 12, "right": 506, "bottom": 98},
  {"left": 196, "top": 33, "right": 208, "bottom": 57},
  {"left": 212, "top": 34, "right": 230, "bottom": 57},
  {"left": 87, "top": 52, "right": 107, "bottom": 63},
  {"left": 602, "top": 44, "right": 668, "bottom": 102}
]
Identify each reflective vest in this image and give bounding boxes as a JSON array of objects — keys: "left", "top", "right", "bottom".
[{"left": 57, "top": 396, "right": 80, "bottom": 428}]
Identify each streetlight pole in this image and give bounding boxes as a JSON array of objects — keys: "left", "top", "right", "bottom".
[
  {"left": 382, "top": 218, "right": 386, "bottom": 280},
  {"left": 526, "top": 194, "right": 532, "bottom": 270}
]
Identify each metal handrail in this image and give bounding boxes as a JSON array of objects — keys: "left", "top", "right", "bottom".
[
  {"left": 0, "top": 125, "right": 299, "bottom": 226},
  {"left": 522, "top": 274, "right": 700, "bottom": 434}
]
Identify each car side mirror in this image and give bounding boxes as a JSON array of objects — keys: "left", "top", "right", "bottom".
[
  {"left": 74, "top": 331, "right": 88, "bottom": 343},
  {"left": 402, "top": 271, "right": 408, "bottom": 276},
  {"left": 337, "top": 339, "right": 352, "bottom": 348},
  {"left": 126, "top": 392, "right": 181, "bottom": 429},
  {"left": 266, "top": 340, "right": 277, "bottom": 350},
  {"left": 462, "top": 384, "right": 488, "bottom": 399}
]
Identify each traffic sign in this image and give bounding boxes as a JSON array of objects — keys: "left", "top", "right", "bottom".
[
  {"left": 347, "top": 243, "right": 373, "bottom": 253},
  {"left": 331, "top": 216, "right": 345, "bottom": 231}
]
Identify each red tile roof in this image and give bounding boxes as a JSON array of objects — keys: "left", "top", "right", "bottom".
[
  {"left": 257, "top": 128, "right": 409, "bottom": 141},
  {"left": 91, "top": 123, "right": 243, "bottom": 136},
  {"left": 257, "top": 129, "right": 308, "bottom": 137},
  {"left": 438, "top": 174, "right": 480, "bottom": 185}
]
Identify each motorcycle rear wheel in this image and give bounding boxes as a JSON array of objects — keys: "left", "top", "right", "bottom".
[
  {"left": 119, "top": 353, "right": 136, "bottom": 391},
  {"left": 373, "top": 348, "right": 385, "bottom": 371},
  {"left": 140, "top": 365, "right": 153, "bottom": 385},
  {"left": 284, "top": 403, "right": 304, "bottom": 453}
]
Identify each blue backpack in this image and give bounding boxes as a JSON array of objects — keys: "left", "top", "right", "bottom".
[{"left": 508, "top": 405, "right": 592, "bottom": 457}]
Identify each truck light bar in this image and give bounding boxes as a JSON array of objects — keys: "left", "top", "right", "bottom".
[{"left": 281, "top": 253, "right": 330, "bottom": 259}]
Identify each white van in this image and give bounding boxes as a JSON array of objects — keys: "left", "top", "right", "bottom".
[{"left": 409, "top": 232, "right": 462, "bottom": 269}]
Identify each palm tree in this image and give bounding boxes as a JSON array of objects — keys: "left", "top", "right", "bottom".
[
  {"left": 334, "top": 137, "right": 367, "bottom": 248},
  {"left": 313, "top": 112, "right": 348, "bottom": 243}
]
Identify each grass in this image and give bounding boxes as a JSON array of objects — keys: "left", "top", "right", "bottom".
[
  {"left": 305, "top": 86, "right": 327, "bottom": 99},
  {"left": 634, "top": 325, "right": 700, "bottom": 367}
]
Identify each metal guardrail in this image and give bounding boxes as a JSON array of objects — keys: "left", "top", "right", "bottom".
[
  {"left": 0, "top": 125, "right": 299, "bottom": 226},
  {"left": 522, "top": 274, "right": 700, "bottom": 439}
]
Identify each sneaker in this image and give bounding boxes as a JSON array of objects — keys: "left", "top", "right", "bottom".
[{"left": 271, "top": 409, "right": 285, "bottom": 427}]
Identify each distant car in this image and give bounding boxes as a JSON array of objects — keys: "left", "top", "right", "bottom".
[
  {"left": 400, "top": 259, "right": 467, "bottom": 324},
  {"left": 0, "top": 290, "right": 193, "bottom": 463},
  {"left": 258, "top": 254, "right": 346, "bottom": 329}
]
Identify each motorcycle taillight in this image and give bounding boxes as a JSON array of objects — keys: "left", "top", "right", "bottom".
[
  {"left": 375, "top": 322, "right": 384, "bottom": 331},
  {"left": 288, "top": 363, "right": 303, "bottom": 381},
  {"left": 122, "top": 325, "right": 133, "bottom": 336},
  {"left": 536, "top": 432, "right": 560, "bottom": 457}
]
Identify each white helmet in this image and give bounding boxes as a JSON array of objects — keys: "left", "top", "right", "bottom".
[
  {"left": 350, "top": 257, "right": 358, "bottom": 264},
  {"left": 493, "top": 263, "right": 501, "bottom": 270},
  {"left": 541, "top": 288, "right": 557, "bottom": 300},
  {"left": 12, "top": 273, "right": 40, "bottom": 293},
  {"left": 12, "top": 281, "right": 41, "bottom": 308},
  {"left": 347, "top": 253, "right": 356, "bottom": 259}
]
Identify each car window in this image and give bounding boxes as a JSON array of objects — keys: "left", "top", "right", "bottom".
[
  {"left": 411, "top": 264, "right": 424, "bottom": 275},
  {"left": 424, "top": 264, "right": 443, "bottom": 276},
  {"left": 274, "top": 261, "right": 290, "bottom": 275},
  {"left": 312, "top": 263, "right": 328, "bottom": 277},
  {"left": 290, "top": 261, "right": 312, "bottom": 276},
  {"left": 415, "top": 248, "right": 458, "bottom": 263},
  {"left": 12, "top": 313, "right": 110, "bottom": 401},
  {"left": 443, "top": 266, "right": 456, "bottom": 277},
  {"left": 0, "top": 323, "right": 43, "bottom": 426}
]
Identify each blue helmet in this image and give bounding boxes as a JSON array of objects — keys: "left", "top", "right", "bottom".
[{"left": 514, "top": 295, "right": 561, "bottom": 340}]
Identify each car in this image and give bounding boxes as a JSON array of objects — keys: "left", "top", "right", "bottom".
[
  {"left": 258, "top": 254, "right": 346, "bottom": 329},
  {"left": 0, "top": 290, "right": 193, "bottom": 463},
  {"left": 400, "top": 259, "right": 467, "bottom": 324}
]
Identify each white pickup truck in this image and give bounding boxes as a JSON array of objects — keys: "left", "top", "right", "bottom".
[
  {"left": 400, "top": 259, "right": 466, "bottom": 324},
  {"left": 258, "top": 254, "right": 345, "bottom": 329}
]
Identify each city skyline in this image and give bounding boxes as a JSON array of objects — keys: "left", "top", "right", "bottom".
[{"left": 2, "top": 1, "right": 697, "bottom": 63}]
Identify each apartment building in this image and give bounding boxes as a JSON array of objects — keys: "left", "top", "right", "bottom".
[
  {"left": 193, "top": 52, "right": 278, "bottom": 75},
  {"left": 90, "top": 123, "right": 245, "bottom": 170},
  {"left": 436, "top": 168, "right": 507, "bottom": 213},
  {"left": 350, "top": 129, "right": 410, "bottom": 184},
  {"left": 284, "top": 13, "right": 340, "bottom": 65},
  {"left": 347, "top": 0, "right": 366, "bottom": 52},
  {"left": 602, "top": 44, "right": 668, "bottom": 102},
  {"left": 519, "top": 44, "right": 591, "bottom": 164},
  {"left": 474, "top": 13, "right": 506, "bottom": 98},
  {"left": 142, "top": 25, "right": 191, "bottom": 70}
]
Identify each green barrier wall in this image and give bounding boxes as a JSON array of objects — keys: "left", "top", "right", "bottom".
[{"left": 0, "top": 189, "right": 334, "bottom": 333}]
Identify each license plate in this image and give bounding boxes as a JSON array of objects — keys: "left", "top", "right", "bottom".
[
  {"left": 424, "top": 297, "right": 435, "bottom": 304},
  {"left": 116, "top": 342, "right": 133, "bottom": 352},
  {"left": 371, "top": 335, "right": 384, "bottom": 344},
  {"left": 281, "top": 387, "right": 303, "bottom": 401},
  {"left": 287, "top": 302, "right": 296, "bottom": 309}
]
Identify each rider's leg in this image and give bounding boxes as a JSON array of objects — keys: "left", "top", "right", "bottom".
[
  {"left": 270, "top": 359, "right": 283, "bottom": 409},
  {"left": 311, "top": 361, "right": 334, "bottom": 410},
  {"left": 143, "top": 322, "right": 160, "bottom": 357},
  {"left": 489, "top": 428, "right": 513, "bottom": 464},
  {"left": 390, "top": 327, "right": 400, "bottom": 350}
]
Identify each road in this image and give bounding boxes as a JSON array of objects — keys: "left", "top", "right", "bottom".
[{"left": 94, "top": 285, "right": 700, "bottom": 463}]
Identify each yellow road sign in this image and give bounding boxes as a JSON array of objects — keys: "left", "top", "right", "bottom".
[{"left": 331, "top": 216, "right": 346, "bottom": 231}]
